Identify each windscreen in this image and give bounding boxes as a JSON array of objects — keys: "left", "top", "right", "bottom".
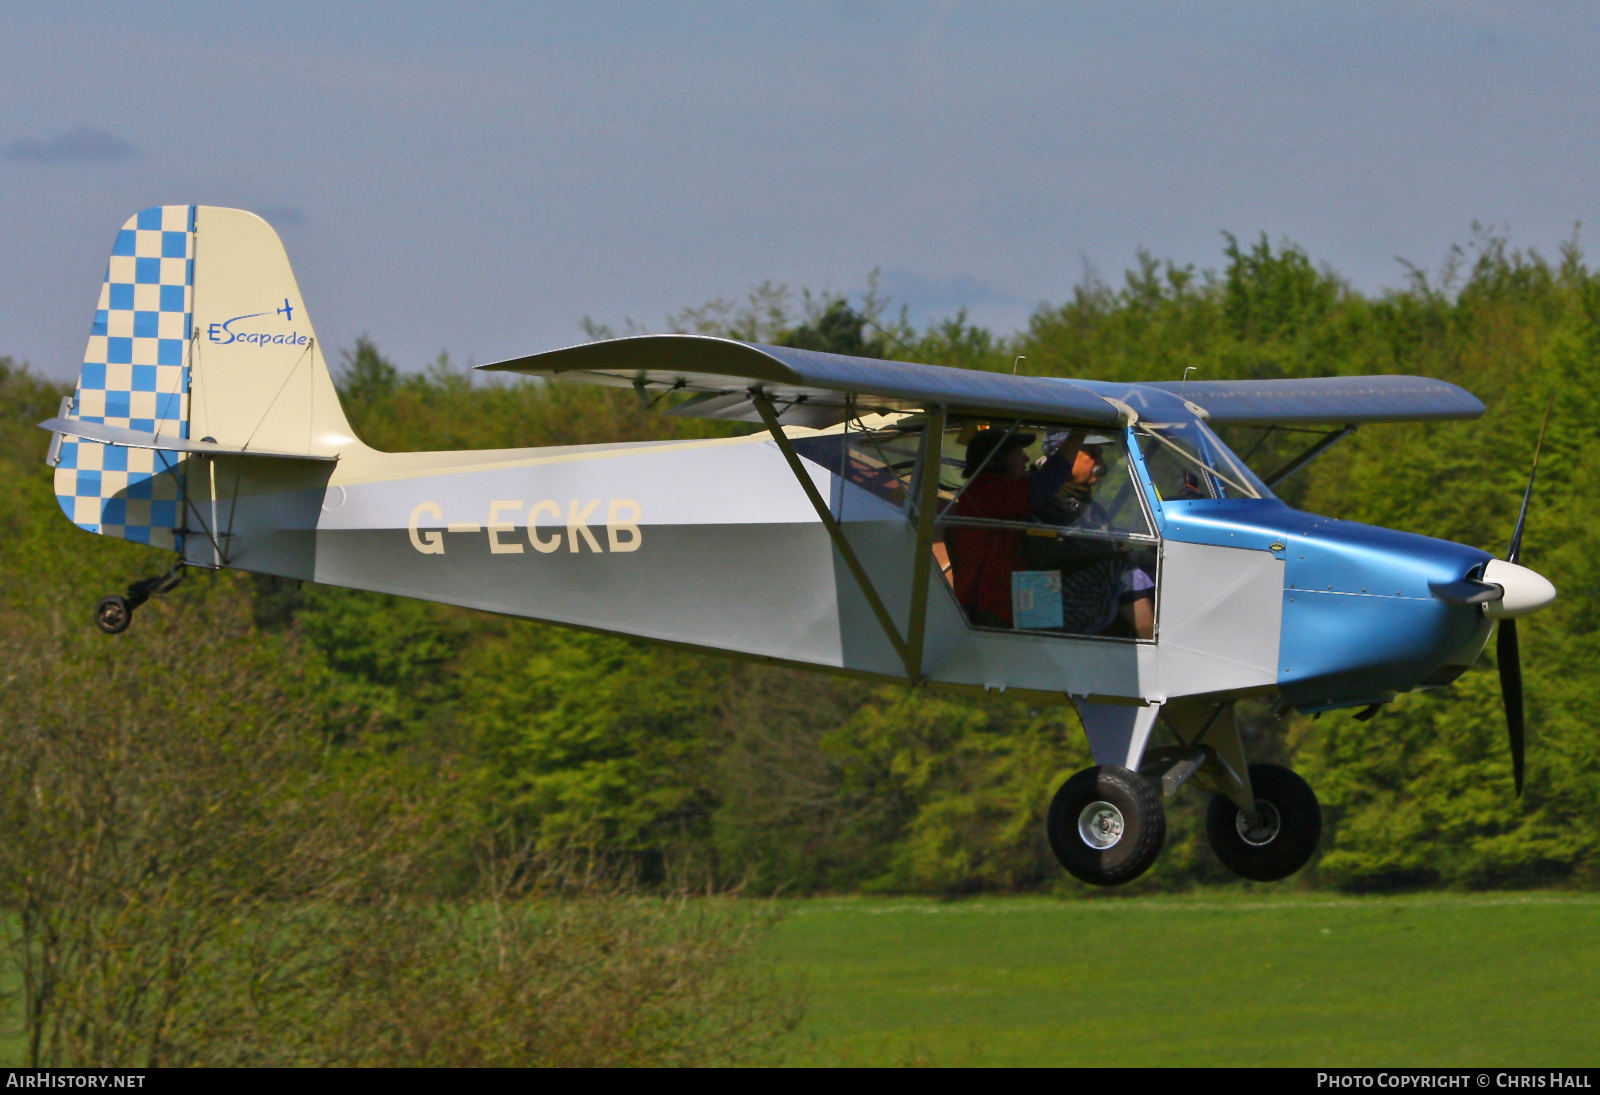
[{"left": 1135, "top": 419, "right": 1274, "bottom": 502}]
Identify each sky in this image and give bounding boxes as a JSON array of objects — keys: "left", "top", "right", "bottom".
[{"left": 2, "top": 1, "right": 1598, "bottom": 381}]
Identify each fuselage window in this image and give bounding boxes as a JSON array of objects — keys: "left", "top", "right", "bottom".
[{"left": 791, "top": 416, "right": 925, "bottom": 518}]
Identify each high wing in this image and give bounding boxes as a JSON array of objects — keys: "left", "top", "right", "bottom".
[
  {"left": 479, "top": 335, "right": 1127, "bottom": 428},
  {"left": 1136, "top": 375, "right": 1484, "bottom": 425},
  {"left": 481, "top": 334, "right": 1485, "bottom": 428}
]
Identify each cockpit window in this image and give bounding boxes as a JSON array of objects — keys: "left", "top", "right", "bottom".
[
  {"left": 934, "top": 421, "right": 1158, "bottom": 640},
  {"left": 793, "top": 416, "right": 1162, "bottom": 641},
  {"left": 1135, "top": 420, "right": 1273, "bottom": 501},
  {"left": 936, "top": 425, "right": 1154, "bottom": 537}
]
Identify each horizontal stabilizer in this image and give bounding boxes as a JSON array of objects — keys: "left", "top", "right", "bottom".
[
  {"left": 40, "top": 417, "right": 338, "bottom": 462},
  {"left": 1141, "top": 375, "right": 1484, "bottom": 426},
  {"left": 481, "top": 335, "right": 1127, "bottom": 427}
]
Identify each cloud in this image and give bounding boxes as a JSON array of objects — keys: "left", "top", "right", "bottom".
[
  {"left": 857, "top": 270, "right": 1038, "bottom": 336},
  {"left": 2, "top": 126, "right": 138, "bottom": 164},
  {"left": 872, "top": 269, "right": 1022, "bottom": 314}
]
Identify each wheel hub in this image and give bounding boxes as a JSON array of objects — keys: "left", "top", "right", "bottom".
[
  {"left": 1236, "top": 801, "right": 1282, "bottom": 846},
  {"left": 1078, "top": 800, "right": 1125, "bottom": 850}
]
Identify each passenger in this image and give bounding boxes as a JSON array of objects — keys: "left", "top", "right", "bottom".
[{"left": 946, "top": 427, "right": 1078, "bottom": 628}]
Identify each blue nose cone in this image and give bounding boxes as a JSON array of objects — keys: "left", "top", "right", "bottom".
[{"left": 1277, "top": 514, "right": 1493, "bottom": 711}]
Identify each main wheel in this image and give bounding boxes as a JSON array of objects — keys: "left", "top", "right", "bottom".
[
  {"left": 1206, "top": 763, "right": 1322, "bottom": 882},
  {"left": 94, "top": 594, "right": 132, "bottom": 635},
  {"left": 1047, "top": 765, "right": 1166, "bottom": 886}
]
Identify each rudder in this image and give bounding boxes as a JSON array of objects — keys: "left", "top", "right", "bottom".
[{"left": 52, "top": 204, "right": 195, "bottom": 548}]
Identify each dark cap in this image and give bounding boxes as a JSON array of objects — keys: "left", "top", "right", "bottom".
[{"left": 962, "top": 428, "right": 1035, "bottom": 478}]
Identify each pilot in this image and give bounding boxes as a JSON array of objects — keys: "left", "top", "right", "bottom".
[
  {"left": 1033, "top": 432, "right": 1156, "bottom": 639},
  {"left": 1034, "top": 431, "right": 1109, "bottom": 526},
  {"left": 945, "top": 427, "right": 1079, "bottom": 628}
]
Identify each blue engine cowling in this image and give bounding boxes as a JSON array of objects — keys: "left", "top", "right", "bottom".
[
  {"left": 1155, "top": 498, "right": 1493, "bottom": 713},
  {"left": 1275, "top": 514, "right": 1493, "bottom": 711}
]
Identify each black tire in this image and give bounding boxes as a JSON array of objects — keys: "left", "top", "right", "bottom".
[
  {"left": 1047, "top": 765, "right": 1166, "bottom": 886},
  {"left": 94, "top": 594, "right": 131, "bottom": 635},
  {"left": 1206, "top": 763, "right": 1322, "bottom": 882}
]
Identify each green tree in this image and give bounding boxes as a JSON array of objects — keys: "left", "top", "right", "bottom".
[{"left": 337, "top": 335, "right": 400, "bottom": 406}]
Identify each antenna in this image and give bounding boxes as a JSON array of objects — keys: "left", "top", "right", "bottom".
[
  {"left": 1013, "top": 356, "right": 1026, "bottom": 376},
  {"left": 1182, "top": 367, "right": 1198, "bottom": 384}
]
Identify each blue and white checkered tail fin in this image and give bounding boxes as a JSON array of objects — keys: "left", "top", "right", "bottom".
[
  {"left": 52, "top": 205, "right": 195, "bottom": 548},
  {"left": 51, "top": 205, "right": 361, "bottom": 550}
]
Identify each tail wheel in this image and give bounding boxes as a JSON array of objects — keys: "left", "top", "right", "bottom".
[
  {"left": 94, "top": 594, "right": 132, "bottom": 635},
  {"left": 1047, "top": 765, "right": 1166, "bottom": 886},
  {"left": 1206, "top": 763, "right": 1322, "bottom": 882}
]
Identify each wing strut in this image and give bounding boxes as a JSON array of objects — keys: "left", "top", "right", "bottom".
[
  {"left": 1262, "top": 424, "right": 1357, "bottom": 488},
  {"left": 752, "top": 392, "right": 919, "bottom": 682},
  {"left": 904, "top": 406, "right": 947, "bottom": 681}
]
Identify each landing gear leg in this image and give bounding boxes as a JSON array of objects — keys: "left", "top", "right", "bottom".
[
  {"left": 1151, "top": 700, "right": 1324, "bottom": 882},
  {"left": 94, "top": 563, "right": 186, "bottom": 635}
]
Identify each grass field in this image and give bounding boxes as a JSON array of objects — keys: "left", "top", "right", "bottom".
[
  {"left": 5, "top": 892, "right": 1595, "bottom": 1066},
  {"left": 767, "top": 891, "right": 1600, "bottom": 1067}
]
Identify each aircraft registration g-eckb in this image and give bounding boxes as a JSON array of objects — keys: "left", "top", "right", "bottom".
[{"left": 41, "top": 206, "right": 1558, "bottom": 886}]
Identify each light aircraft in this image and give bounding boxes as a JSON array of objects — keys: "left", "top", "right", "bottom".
[{"left": 40, "top": 206, "right": 1558, "bottom": 886}]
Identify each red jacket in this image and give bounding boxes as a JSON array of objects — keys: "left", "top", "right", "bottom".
[{"left": 947, "top": 473, "right": 1031, "bottom": 626}]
